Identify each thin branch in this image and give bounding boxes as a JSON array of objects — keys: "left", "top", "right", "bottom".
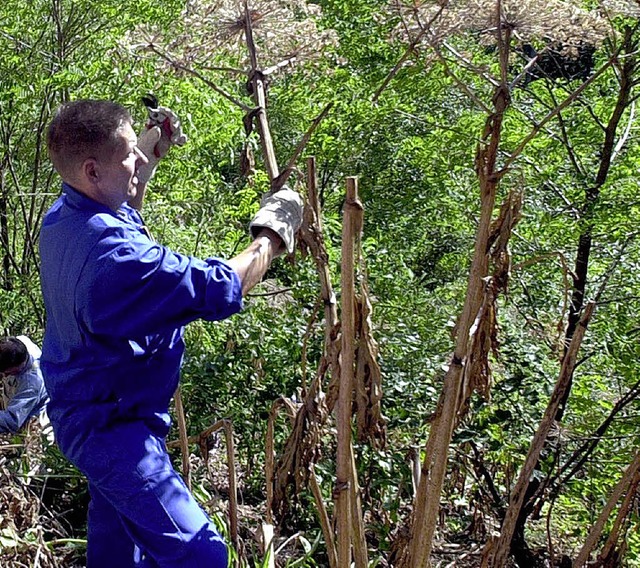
[
  {"left": 197, "top": 63, "right": 246, "bottom": 76},
  {"left": 551, "top": 376, "right": 640, "bottom": 492},
  {"left": 503, "top": 54, "right": 617, "bottom": 171},
  {"left": 263, "top": 56, "right": 299, "bottom": 76},
  {"left": 444, "top": 42, "right": 501, "bottom": 88},
  {"left": 372, "top": 1, "right": 449, "bottom": 102},
  {"left": 592, "top": 239, "right": 633, "bottom": 305},
  {"left": 573, "top": 452, "right": 640, "bottom": 568},
  {"left": 430, "top": 45, "right": 493, "bottom": 113},
  {"left": 611, "top": 99, "right": 635, "bottom": 164},
  {"left": 174, "top": 387, "right": 191, "bottom": 490},
  {"left": 393, "top": 108, "right": 485, "bottom": 145},
  {"left": 274, "top": 102, "right": 334, "bottom": 190},
  {"left": 518, "top": 155, "right": 580, "bottom": 219},
  {"left": 509, "top": 52, "right": 540, "bottom": 90},
  {"left": 491, "top": 302, "right": 596, "bottom": 568},
  {"left": 246, "top": 287, "right": 292, "bottom": 298},
  {"left": 145, "top": 43, "right": 253, "bottom": 111},
  {"left": 547, "top": 88, "right": 587, "bottom": 179}
]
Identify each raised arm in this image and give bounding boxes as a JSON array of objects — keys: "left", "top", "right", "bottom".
[{"left": 130, "top": 104, "right": 187, "bottom": 211}]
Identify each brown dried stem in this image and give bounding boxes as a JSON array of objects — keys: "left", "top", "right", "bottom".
[
  {"left": 273, "top": 102, "right": 334, "bottom": 191},
  {"left": 490, "top": 302, "right": 596, "bottom": 568},
  {"left": 335, "top": 176, "right": 361, "bottom": 566},
  {"left": 573, "top": 450, "right": 640, "bottom": 567},
  {"left": 173, "top": 386, "right": 191, "bottom": 490},
  {"left": 270, "top": 157, "right": 338, "bottom": 521},
  {"left": 405, "top": 24, "right": 513, "bottom": 567},
  {"left": 167, "top": 418, "right": 239, "bottom": 554},
  {"left": 243, "top": 0, "right": 279, "bottom": 182},
  {"left": 309, "top": 464, "right": 338, "bottom": 568}
]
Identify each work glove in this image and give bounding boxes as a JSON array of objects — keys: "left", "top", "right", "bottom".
[
  {"left": 136, "top": 104, "right": 188, "bottom": 186},
  {"left": 144, "top": 104, "right": 188, "bottom": 151},
  {"left": 249, "top": 188, "right": 303, "bottom": 254}
]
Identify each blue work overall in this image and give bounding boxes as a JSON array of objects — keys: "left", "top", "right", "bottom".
[{"left": 40, "top": 183, "right": 242, "bottom": 567}]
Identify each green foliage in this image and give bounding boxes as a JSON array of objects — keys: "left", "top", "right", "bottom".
[{"left": 4, "top": 0, "right": 640, "bottom": 566}]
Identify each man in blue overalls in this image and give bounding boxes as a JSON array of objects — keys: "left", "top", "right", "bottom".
[
  {"left": 0, "top": 335, "right": 48, "bottom": 434},
  {"left": 39, "top": 99, "right": 302, "bottom": 567}
]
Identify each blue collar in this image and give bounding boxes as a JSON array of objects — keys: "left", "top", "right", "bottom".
[
  {"left": 61, "top": 182, "right": 115, "bottom": 214},
  {"left": 61, "top": 182, "right": 141, "bottom": 225}
]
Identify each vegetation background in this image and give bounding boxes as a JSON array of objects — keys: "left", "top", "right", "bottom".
[{"left": 1, "top": 0, "right": 640, "bottom": 566}]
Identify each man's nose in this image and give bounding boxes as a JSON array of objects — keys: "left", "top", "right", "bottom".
[{"left": 135, "top": 146, "right": 149, "bottom": 165}]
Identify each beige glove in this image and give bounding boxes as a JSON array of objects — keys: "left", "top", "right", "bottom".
[
  {"left": 249, "top": 188, "right": 303, "bottom": 254},
  {"left": 146, "top": 105, "right": 188, "bottom": 148}
]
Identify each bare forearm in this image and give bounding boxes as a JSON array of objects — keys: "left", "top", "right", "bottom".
[{"left": 227, "top": 229, "right": 283, "bottom": 295}]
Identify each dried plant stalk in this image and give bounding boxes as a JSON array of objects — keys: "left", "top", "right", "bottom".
[
  {"left": 458, "top": 190, "right": 522, "bottom": 419},
  {"left": 167, "top": 418, "right": 239, "bottom": 555},
  {"left": 349, "top": 443, "right": 369, "bottom": 568},
  {"left": 595, "top": 461, "right": 640, "bottom": 565},
  {"left": 262, "top": 396, "right": 298, "bottom": 565},
  {"left": 490, "top": 302, "right": 596, "bottom": 568},
  {"left": 173, "top": 386, "right": 191, "bottom": 490},
  {"left": 354, "top": 285, "right": 386, "bottom": 448},
  {"left": 573, "top": 451, "right": 640, "bottom": 568},
  {"left": 222, "top": 420, "right": 239, "bottom": 555},
  {"left": 310, "top": 464, "right": 339, "bottom": 568},
  {"left": 271, "top": 157, "right": 339, "bottom": 520},
  {"left": 242, "top": 1, "right": 279, "bottom": 183},
  {"left": 266, "top": 397, "right": 295, "bottom": 523},
  {"left": 335, "top": 176, "right": 362, "bottom": 566},
  {"left": 406, "top": 67, "right": 512, "bottom": 568}
]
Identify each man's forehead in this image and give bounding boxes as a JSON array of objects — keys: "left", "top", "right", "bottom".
[
  {"left": 118, "top": 121, "right": 136, "bottom": 135},
  {"left": 1, "top": 364, "right": 24, "bottom": 376},
  {"left": 116, "top": 121, "right": 137, "bottom": 145}
]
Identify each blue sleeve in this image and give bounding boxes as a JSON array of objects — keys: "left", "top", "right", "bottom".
[
  {"left": 77, "top": 228, "right": 243, "bottom": 337},
  {"left": 0, "top": 365, "right": 48, "bottom": 434}
]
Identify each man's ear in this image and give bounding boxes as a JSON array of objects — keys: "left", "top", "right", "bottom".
[{"left": 82, "top": 158, "right": 100, "bottom": 184}]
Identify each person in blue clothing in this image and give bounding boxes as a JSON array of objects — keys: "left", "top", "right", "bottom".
[
  {"left": 39, "top": 99, "right": 302, "bottom": 568},
  {"left": 0, "top": 335, "right": 48, "bottom": 434}
]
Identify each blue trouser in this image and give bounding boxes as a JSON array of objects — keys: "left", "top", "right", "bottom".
[{"left": 72, "top": 420, "right": 228, "bottom": 567}]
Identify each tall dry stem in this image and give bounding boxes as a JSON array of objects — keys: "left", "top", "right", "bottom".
[
  {"left": 573, "top": 451, "right": 640, "bottom": 568},
  {"left": 335, "top": 177, "right": 362, "bottom": 566},
  {"left": 490, "top": 302, "right": 596, "bottom": 568},
  {"left": 406, "top": 15, "right": 512, "bottom": 568}
]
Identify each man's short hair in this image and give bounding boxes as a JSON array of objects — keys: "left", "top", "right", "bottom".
[
  {"left": 0, "top": 337, "right": 28, "bottom": 373},
  {"left": 47, "top": 100, "right": 133, "bottom": 180}
]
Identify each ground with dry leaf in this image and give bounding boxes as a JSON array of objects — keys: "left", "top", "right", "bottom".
[{"left": 1, "top": 421, "right": 521, "bottom": 568}]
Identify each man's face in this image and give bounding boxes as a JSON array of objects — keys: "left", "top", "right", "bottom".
[
  {"left": 2, "top": 361, "right": 27, "bottom": 377},
  {"left": 95, "top": 122, "right": 148, "bottom": 210}
]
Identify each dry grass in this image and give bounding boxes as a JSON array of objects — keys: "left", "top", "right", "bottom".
[{"left": 0, "top": 423, "right": 84, "bottom": 568}]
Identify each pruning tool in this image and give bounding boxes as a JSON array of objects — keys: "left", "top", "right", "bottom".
[{"left": 141, "top": 94, "right": 188, "bottom": 157}]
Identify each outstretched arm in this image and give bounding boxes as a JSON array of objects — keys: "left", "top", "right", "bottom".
[
  {"left": 226, "top": 228, "right": 283, "bottom": 296},
  {"left": 228, "top": 187, "right": 304, "bottom": 294}
]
